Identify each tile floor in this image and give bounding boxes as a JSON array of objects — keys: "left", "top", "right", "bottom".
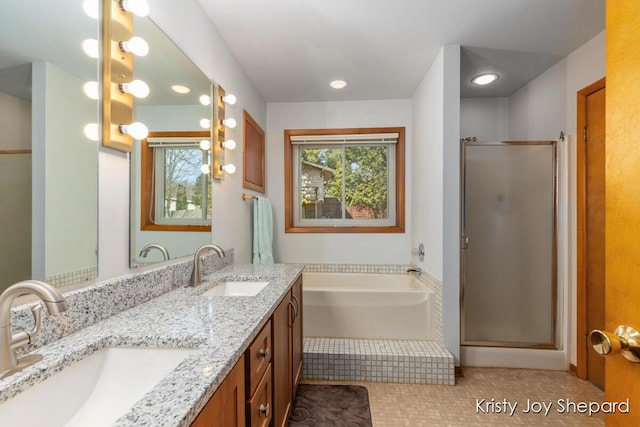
[{"left": 304, "top": 367, "right": 606, "bottom": 426}]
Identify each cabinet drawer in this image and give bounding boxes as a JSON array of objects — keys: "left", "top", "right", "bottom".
[
  {"left": 246, "top": 319, "right": 272, "bottom": 394},
  {"left": 247, "top": 363, "right": 272, "bottom": 427}
]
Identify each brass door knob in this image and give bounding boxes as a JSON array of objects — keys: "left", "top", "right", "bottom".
[{"left": 589, "top": 325, "right": 640, "bottom": 363}]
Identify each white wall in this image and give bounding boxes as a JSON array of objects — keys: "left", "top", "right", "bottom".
[
  {"left": 460, "top": 97, "right": 509, "bottom": 141},
  {"left": 99, "top": 0, "right": 267, "bottom": 279},
  {"left": 266, "top": 100, "right": 412, "bottom": 264},
  {"left": 411, "top": 46, "right": 461, "bottom": 362}
]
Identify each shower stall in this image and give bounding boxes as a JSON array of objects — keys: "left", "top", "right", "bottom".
[{"left": 461, "top": 140, "right": 557, "bottom": 349}]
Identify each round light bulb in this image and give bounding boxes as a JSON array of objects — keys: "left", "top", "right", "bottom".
[
  {"left": 82, "top": 0, "right": 100, "bottom": 19},
  {"left": 120, "top": 79, "right": 150, "bottom": 98},
  {"left": 222, "top": 117, "right": 237, "bottom": 128},
  {"left": 221, "top": 139, "right": 236, "bottom": 150},
  {"left": 200, "top": 118, "right": 211, "bottom": 129},
  {"left": 120, "top": 122, "right": 149, "bottom": 139},
  {"left": 200, "top": 164, "right": 211, "bottom": 174},
  {"left": 199, "top": 139, "right": 211, "bottom": 151},
  {"left": 222, "top": 93, "right": 237, "bottom": 105},
  {"left": 119, "top": 0, "right": 149, "bottom": 17},
  {"left": 120, "top": 36, "right": 149, "bottom": 57},
  {"left": 83, "top": 123, "right": 99, "bottom": 141},
  {"left": 82, "top": 39, "right": 99, "bottom": 59},
  {"left": 83, "top": 81, "right": 99, "bottom": 100},
  {"left": 199, "top": 95, "right": 211, "bottom": 106},
  {"left": 221, "top": 163, "right": 236, "bottom": 174}
]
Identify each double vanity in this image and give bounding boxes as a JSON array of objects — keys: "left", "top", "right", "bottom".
[{"left": 0, "top": 260, "right": 304, "bottom": 427}]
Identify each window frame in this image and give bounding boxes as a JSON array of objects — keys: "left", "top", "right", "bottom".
[
  {"left": 284, "top": 127, "right": 405, "bottom": 233},
  {"left": 140, "top": 131, "right": 212, "bottom": 232}
]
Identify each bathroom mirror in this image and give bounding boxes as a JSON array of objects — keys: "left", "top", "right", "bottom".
[
  {"left": 129, "top": 15, "right": 213, "bottom": 267},
  {"left": 0, "top": 0, "right": 99, "bottom": 292}
]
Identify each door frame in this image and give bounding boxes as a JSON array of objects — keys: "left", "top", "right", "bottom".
[{"left": 576, "top": 77, "right": 606, "bottom": 379}]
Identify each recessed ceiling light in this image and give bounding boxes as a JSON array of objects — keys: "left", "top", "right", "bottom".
[
  {"left": 171, "top": 84, "right": 191, "bottom": 94},
  {"left": 329, "top": 79, "right": 348, "bottom": 89},
  {"left": 471, "top": 73, "right": 499, "bottom": 86}
]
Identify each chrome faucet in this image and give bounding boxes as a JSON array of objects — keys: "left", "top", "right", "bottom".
[
  {"left": 407, "top": 267, "right": 423, "bottom": 275},
  {"left": 139, "top": 243, "right": 170, "bottom": 261},
  {"left": 0, "top": 280, "right": 68, "bottom": 379},
  {"left": 190, "top": 244, "right": 225, "bottom": 287}
]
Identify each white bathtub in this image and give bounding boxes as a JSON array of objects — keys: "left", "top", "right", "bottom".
[{"left": 302, "top": 272, "right": 435, "bottom": 341}]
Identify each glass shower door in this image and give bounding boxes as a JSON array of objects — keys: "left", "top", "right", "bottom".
[{"left": 461, "top": 141, "right": 557, "bottom": 348}]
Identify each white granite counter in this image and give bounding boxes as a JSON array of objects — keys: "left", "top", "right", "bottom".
[{"left": 0, "top": 263, "right": 304, "bottom": 426}]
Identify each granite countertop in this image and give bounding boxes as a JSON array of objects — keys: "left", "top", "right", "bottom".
[{"left": 0, "top": 263, "right": 304, "bottom": 427}]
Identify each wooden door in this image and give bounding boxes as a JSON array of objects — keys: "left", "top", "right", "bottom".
[
  {"left": 577, "top": 78, "right": 606, "bottom": 388},
  {"left": 604, "top": 1, "right": 640, "bottom": 424}
]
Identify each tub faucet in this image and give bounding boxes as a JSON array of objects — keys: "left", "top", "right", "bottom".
[
  {"left": 139, "top": 243, "right": 170, "bottom": 261},
  {"left": 407, "top": 267, "right": 423, "bottom": 275},
  {"left": 190, "top": 244, "right": 226, "bottom": 287},
  {"left": 0, "top": 280, "right": 68, "bottom": 379}
]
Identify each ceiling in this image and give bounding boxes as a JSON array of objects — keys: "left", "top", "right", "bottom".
[{"left": 198, "top": 0, "right": 605, "bottom": 101}]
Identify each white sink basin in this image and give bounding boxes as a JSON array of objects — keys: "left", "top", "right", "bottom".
[
  {"left": 200, "top": 281, "right": 269, "bottom": 297},
  {"left": 0, "top": 346, "right": 193, "bottom": 427}
]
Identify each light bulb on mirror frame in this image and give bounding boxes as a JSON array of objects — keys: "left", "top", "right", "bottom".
[
  {"left": 82, "top": 0, "right": 100, "bottom": 19},
  {"left": 199, "top": 139, "right": 211, "bottom": 151},
  {"left": 83, "top": 81, "right": 99, "bottom": 100},
  {"left": 221, "top": 139, "right": 236, "bottom": 150},
  {"left": 119, "top": 0, "right": 149, "bottom": 17},
  {"left": 200, "top": 163, "right": 211, "bottom": 174},
  {"left": 119, "top": 121, "right": 149, "bottom": 140},
  {"left": 221, "top": 93, "right": 237, "bottom": 105},
  {"left": 82, "top": 39, "right": 99, "bottom": 59},
  {"left": 119, "top": 80, "right": 150, "bottom": 98},
  {"left": 119, "top": 36, "right": 149, "bottom": 57},
  {"left": 83, "top": 123, "right": 99, "bottom": 141},
  {"left": 222, "top": 117, "right": 237, "bottom": 128},
  {"left": 199, "top": 94, "right": 211, "bottom": 106},
  {"left": 200, "top": 118, "right": 211, "bottom": 129},
  {"left": 220, "top": 163, "right": 236, "bottom": 174}
]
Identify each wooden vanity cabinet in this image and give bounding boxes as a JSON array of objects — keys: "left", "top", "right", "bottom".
[
  {"left": 272, "top": 276, "right": 303, "bottom": 427},
  {"left": 191, "top": 355, "right": 245, "bottom": 427},
  {"left": 245, "top": 320, "right": 273, "bottom": 427}
]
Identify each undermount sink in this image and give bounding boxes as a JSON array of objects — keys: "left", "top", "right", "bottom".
[
  {"left": 200, "top": 281, "right": 269, "bottom": 297},
  {"left": 0, "top": 346, "right": 193, "bottom": 427}
]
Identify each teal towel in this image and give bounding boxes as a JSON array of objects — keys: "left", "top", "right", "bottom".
[{"left": 252, "top": 196, "right": 274, "bottom": 265}]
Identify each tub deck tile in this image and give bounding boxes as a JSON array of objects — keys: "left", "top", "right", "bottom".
[{"left": 303, "top": 338, "right": 455, "bottom": 385}]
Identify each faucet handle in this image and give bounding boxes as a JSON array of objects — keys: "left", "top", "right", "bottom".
[{"left": 11, "top": 304, "right": 43, "bottom": 349}]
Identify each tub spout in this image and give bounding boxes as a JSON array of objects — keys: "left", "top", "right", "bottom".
[{"left": 407, "top": 267, "right": 423, "bottom": 275}]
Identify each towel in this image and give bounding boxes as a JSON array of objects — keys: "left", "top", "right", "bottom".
[{"left": 252, "top": 196, "right": 274, "bottom": 265}]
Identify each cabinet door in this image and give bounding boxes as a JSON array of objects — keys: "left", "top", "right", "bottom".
[
  {"left": 191, "top": 355, "right": 245, "bottom": 427},
  {"left": 291, "top": 277, "right": 303, "bottom": 395},
  {"left": 272, "top": 292, "right": 292, "bottom": 427}
]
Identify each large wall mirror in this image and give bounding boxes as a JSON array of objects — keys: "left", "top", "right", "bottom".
[
  {"left": 129, "top": 14, "right": 213, "bottom": 267},
  {"left": 0, "top": 1, "right": 99, "bottom": 293}
]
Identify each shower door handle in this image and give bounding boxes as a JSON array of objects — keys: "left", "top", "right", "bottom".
[
  {"left": 589, "top": 325, "right": 640, "bottom": 363},
  {"left": 461, "top": 236, "right": 469, "bottom": 249}
]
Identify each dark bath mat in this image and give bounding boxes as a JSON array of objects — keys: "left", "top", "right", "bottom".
[{"left": 288, "top": 384, "right": 373, "bottom": 426}]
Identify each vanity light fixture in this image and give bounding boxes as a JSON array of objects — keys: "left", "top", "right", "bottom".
[
  {"left": 83, "top": 81, "right": 100, "bottom": 100},
  {"left": 83, "top": 0, "right": 100, "bottom": 19},
  {"left": 200, "top": 118, "right": 211, "bottom": 129},
  {"left": 119, "top": 36, "right": 149, "bottom": 57},
  {"left": 199, "top": 94, "right": 211, "bottom": 106},
  {"left": 83, "top": 123, "right": 100, "bottom": 141},
  {"left": 119, "top": 0, "right": 149, "bottom": 17},
  {"left": 471, "top": 73, "right": 499, "bottom": 86},
  {"left": 119, "top": 122, "right": 149, "bottom": 140},
  {"left": 199, "top": 139, "right": 212, "bottom": 151},
  {"left": 222, "top": 117, "right": 237, "bottom": 129},
  {"left": 200, "top": 164, "right": 211, "bottom": 174},
  {"left": 119, "top": 79, "right": 149, "bottom": 98},
  {"left": 220, "top": 164, "right": 236, "bottom": 174},
  {"left": 221, "top": 139, "right": 236, "bottom": 150},
  {"left": 222, "top": 93, "right": 237, "bottom": 105},
  {"left": 82, "top": 39, "right": 100, "bottom": 58}
]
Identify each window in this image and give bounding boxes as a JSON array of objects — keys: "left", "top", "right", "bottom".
[
  {"left": 285, "top": 127, "right": 405, "bottom": 233},
  {"left": 140, "top": 131, "right": 211, "bottom": 231}
]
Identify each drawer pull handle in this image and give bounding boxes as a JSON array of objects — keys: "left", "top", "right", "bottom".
[
  {"left": 258, "top": 348, "right": 270, "bottom": 359},
  {"left": 259, "top": 403, "right": 270, "bottom": 417}
]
